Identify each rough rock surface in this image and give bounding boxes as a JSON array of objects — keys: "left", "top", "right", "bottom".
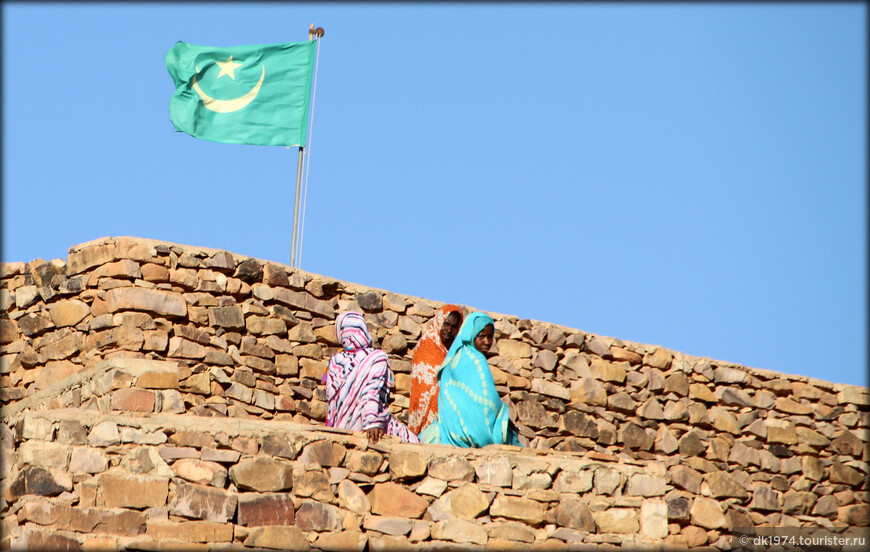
[{"left": 1, "top": 237, "right": 867, "bottom": 550}]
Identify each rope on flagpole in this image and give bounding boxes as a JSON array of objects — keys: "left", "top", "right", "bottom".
[{"left": 298, "top": 28, "right": 323, "bottom": 268}]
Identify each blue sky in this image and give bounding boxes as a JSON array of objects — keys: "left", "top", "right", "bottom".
[{"left": 3, "top": 3, "right": 866, "bottom": 387}]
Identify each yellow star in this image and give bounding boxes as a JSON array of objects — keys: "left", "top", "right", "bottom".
[{"left": 214, "top": 55, "right": 243, "bottom": 80}]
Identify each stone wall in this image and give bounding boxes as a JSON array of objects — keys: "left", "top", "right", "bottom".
[{"left": 1, "top": 236, "right": 867, "bottom": 550}]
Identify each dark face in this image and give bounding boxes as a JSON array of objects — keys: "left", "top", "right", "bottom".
[
  {"left": 473, "top": 324, "right": 495, "bottom": 353},
  {"left": 440, "top": 311, "right": 461, "bottom": 349}
]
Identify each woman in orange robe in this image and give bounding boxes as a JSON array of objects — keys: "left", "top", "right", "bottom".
[{"left": 407, "top": 305, "right": 463, "bottom": 435}]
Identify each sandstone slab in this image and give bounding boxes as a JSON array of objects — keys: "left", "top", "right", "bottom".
[
  {"left": 101, "top": 471, "right": 168, "bottom": 509},
  {"left": 560, "top": 411, "right": 599, "bottom": 439},
  {"left": 229, "top": 457, "right": 294, "bottom": 492},
  {"left": 315, "top": 531, "right": 368, "bottom": 552},
  {"left": 363, "top": 515, "right": 413, "bottom": 536},
  {"left": 104, "top": 287, "right": 187, "bottom": 317},
  {"left": 294, "top": 468, "right": 333, "bottom": 499},
  {"left": 171, "top": 459, "right": 227, "bottom": 487},
  {"left": 554, "top": 497, "right": 596, "bottom": 531},
  {"left": 640, "top": 500, "right": 668, "bottom": 539},
  {"left": 593, "top": 508, "right": 639, "bottom": 533},
  {"left": 474, "top": 456, "right": 513, "bottom": 487},
  {"left": 553, "top": 470, "right": 593, "bottom": 494},
  {"left": 48, "top": 299, "right": 91, "bottom": 327},
  {"left": 390, "top": 449, "right": 429, "bottom": 479},
  {"left": 19, "top": 440, "right": 71, "bottom": 470},
  {"left": 369, "top": 482, "right": 429, "bottom": 518},
  {"left": 300, "top": 440, "right": 347, "bottom": 468},
  {"left": 295, "top": 501, "right": 344, "bottom": 532},
  {"left": 145, "top": 520, "right": 233, "bottom": 543},
  {"left": 626, "top": 474, "right": 667, "bottom": 497},
  {"left": 8, "top": 466, "right": 73, "bottom": 499},
  {"left": 668, "top": 465, "right": 702, "bottom": 494},
  {"left": 487, "top": 521, "right": 536, "bottom": 543},
  {"left": 168, "top": 483, "right": 237, "bottom": 523},
  {"left": 690, "top": 497, "right": 727, "bottom": 529},
  {"left": 69, "top": 447, "right": 108, "bottom": 474},
  {"left": 434, "top": 483, "right": 490, "bottom": 519},
  {"left": 338, "top": 479, "right": 371, "bottom": 516},
  {"left": 490, "top": 495, "right": 546, "bottom": 524},
  {"left": 428, "top": 456, "right": 474, "bottom": 481},
  {"left": 431, "top": 517, "right": 488, "bottom": 545},
  {"left": 498, "top": 339, "right": 532, "bottom": 359},
  {"left": 705, "top": 471, "right": 750, "bottom": 499},
  {"left": 531, "top": 378, "right": 570, "bottom": 400},
  {"left": 244, "top": 525, "right": 310, "bottom": 550},
  {"left": 67, "top": 244, "right": 114, "bottom": 274},
  {"left": 237, "top": 493, "right": 296, "bottom": 526},
  {"left": 110, "top": 388, "right": 156, "bottom": 413}
]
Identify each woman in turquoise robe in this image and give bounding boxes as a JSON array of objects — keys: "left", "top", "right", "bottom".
[{"left": 419, "top": 312, "right": 521, "bottom": 447}]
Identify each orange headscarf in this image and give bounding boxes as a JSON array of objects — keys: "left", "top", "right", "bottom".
[{"left": 408, "top": 304, "right": 463, "bottom": 435}]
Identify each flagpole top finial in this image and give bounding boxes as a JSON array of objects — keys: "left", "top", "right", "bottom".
[{"left": 312, "top": 27, "right": 325, "bottom": 38}]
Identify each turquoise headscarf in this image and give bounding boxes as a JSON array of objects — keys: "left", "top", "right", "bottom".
[{"left": 435, "top": 312, "right": 520, "bottom": 447}]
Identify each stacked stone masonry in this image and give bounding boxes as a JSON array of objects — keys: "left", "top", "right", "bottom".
[{"left": 1, "top": 236, "right": 867, "bottom": 551}]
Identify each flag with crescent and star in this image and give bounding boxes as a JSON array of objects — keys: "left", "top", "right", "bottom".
[{"left": 165, "top": 40, "right": 315, "bottom": 147}]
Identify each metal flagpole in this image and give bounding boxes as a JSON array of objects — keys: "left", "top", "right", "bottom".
[
  {"left": 290, "top": 24, "right": 322, "bottom": 268},
  {"left": 291, "top": 145, "right": 304, "bottom": 268},
  {"left": 298, "top": 29, "right": 323, "bottom": 268}
]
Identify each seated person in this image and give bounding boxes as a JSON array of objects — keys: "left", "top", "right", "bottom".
[
  {"left": 325, "top": 311, "right": 420, "bottom": 443},
  {"left": 408, "top": 304, "right": 463, "bottom": 435},
  {"left": 420, "top": 312, "right": 520, "bottom": 447}
]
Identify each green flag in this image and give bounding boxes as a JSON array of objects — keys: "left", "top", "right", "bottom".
[{"left": 166, "top": 40, "right": 315, "bottom": 147}]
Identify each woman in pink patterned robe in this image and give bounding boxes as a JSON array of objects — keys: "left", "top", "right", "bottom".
[{"left": 324, "top": 311, "right": 420, "bottom": 444}]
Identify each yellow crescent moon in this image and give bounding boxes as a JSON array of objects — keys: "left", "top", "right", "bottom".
[{"left": 192, "top": 65, "right": 265, "bottom": 113}]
